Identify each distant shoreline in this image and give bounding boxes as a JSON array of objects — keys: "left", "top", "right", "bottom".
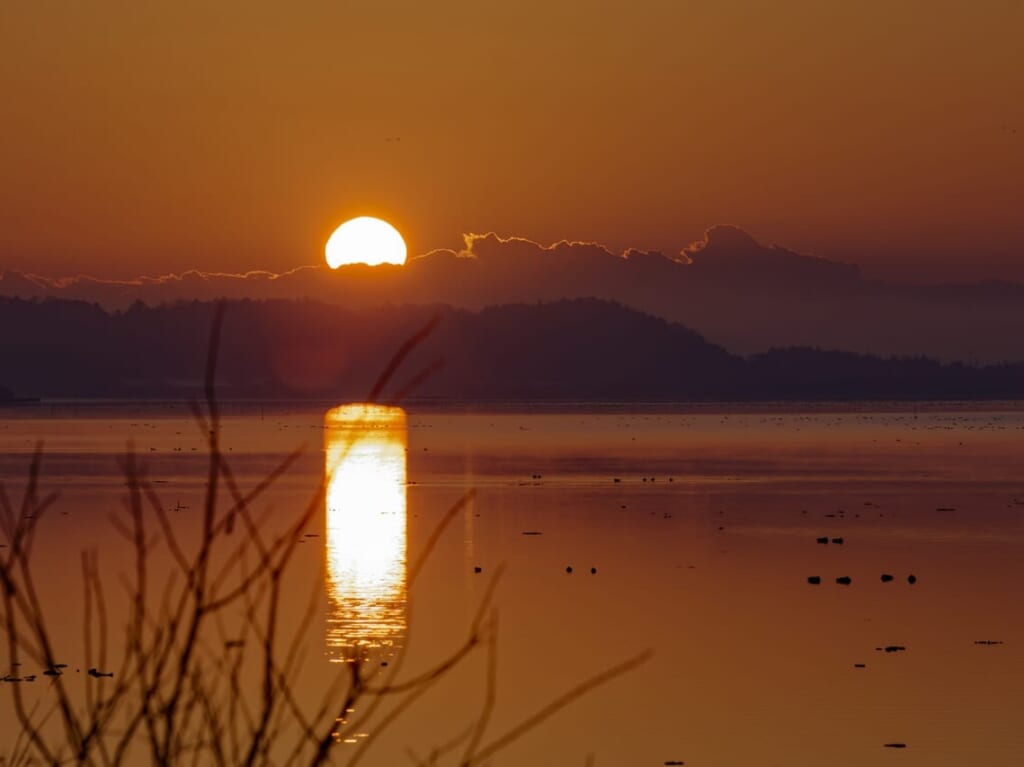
[{"left": 6, "top": 397, "right": 1024, "bottom": 418}]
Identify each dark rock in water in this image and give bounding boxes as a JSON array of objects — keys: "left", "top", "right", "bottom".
[
  {"left": 807, "top": 576, "right": 821, "bottom": 585},
  {"left": 908, "top": 574, "right": 917, "bottom": 584},
  {"left": 816, "top": 537, "right": 829, "bottom": 544},
  {"left": 884, "top": 645, "right": 906, "bottom": 653},
  {"left": 881, "top": 574, "right": 894, "bottom": 582},
  {"left": 854, "top": 663, "right": 866, "bottom": 668},
  {"left": 836, "top": 576, "right": 852, "bottom": 585},
  {"left": 831, "top": 537, "right": 844, "bottom": 544},
  {"left": 883, "top": 743, "right": 907, "bottom": 748}
]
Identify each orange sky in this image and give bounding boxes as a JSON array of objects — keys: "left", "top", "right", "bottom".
[{"left": 1, "top": 1, "right": 1022, "bottom": 282}]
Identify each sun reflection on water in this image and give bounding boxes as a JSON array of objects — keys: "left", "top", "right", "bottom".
[{"left": 324, "top": 404, "right": 407, "bottom": 660}]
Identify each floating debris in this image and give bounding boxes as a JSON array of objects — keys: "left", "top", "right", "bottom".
[
  {"left": 836, "top": 576, "right": 852, "bottom": 585},
  {"left": 566, "top": 566, "right": 573, "bottom": 574},
  {"left": 974, "top": 640, "right": 1004, "bottom": 646},
  {"left": 816, "top": 537, "right": 829, "bottom": 544},
  {"left": 884, "top": 646, "right": 907, "bottom": 653},
  {"left": 521, "top": 531, "right": 543, "bottom": 536},
  {"left": 474, "top": 566, "right": 482, "bottom": 574},
  {"left": 854, "top": 663, "right": 866, "bottom": 668},
  {"left": 590, "top": 567, "right": 597, "bottom": 574},
  {"left": 935, "top": 507, "right": 956, "bottom": 512},
  {"left": 881, "top": 574, "right": 894, "bottom": 583},
  {"left": 88, "top": 668, "right": 114, "bottom": 678},
  {"left": 883, "top": 743, "right": 907, "bottom": 748},
  {"left": 807, "top": 576, "right": 821, "bottom": 585},
  {"left": 908, "top": 574, "right": 917, "bottom": 585},
  {"left": 831, "top": 537, "right": 844, "bottom": 544}
]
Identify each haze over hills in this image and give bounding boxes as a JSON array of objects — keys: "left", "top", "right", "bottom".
[
  {"left": 4, "top": 226, "right": 1024, "bottom": 363},
  {"left": 2, "top": 296, "right": 1022, "bottom": 402}
]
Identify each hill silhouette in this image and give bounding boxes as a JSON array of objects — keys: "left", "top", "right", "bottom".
[
  {"left": 1, "top": 296, "right": 1022, "bottom": 401},
  {"left": 7, "top": 226, "right": 1024, "bottom": 363}
]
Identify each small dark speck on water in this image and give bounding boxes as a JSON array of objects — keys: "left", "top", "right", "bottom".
[
  {"left": 884, "top": 743, "right": 907, "bottom": 748},
  {"left": 566, "top": 566, "right": 573, "bottom": 574},
  {"left": 807, "top": 576, "right": 821, "bottom": 585},
  {"left": 590, "top": 567, "right": 597, "bottom": 574},
  {"left": 908, "top": 574, "right": 917, "bottom": 584},
  {"left": 881, "top": 574, "right": 894, "bottom": 582},
  {"left": 474, "top": 566, "right": 482, "bottom": 574},
  {"left": 836, "top": 576, "right": 852, "bottom": 585},
  {"left": 854, "top": 663, "right": 866, "bottom": 668}
]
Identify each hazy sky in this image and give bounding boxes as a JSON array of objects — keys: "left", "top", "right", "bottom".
[{"left": 1, "top": 1, "right": 1021, "bottom": 282}]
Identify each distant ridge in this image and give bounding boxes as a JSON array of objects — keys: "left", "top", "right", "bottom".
[
  {"left": 5, "top": 227, "right": 1024, "bottom": 363},
  {"left": 2, "top": 296, "right": 1022, "bottom": 402}
]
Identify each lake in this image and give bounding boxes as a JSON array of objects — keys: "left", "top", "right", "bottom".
[{"left": 2, "top": 403, "right": 1023, "bottom": 765}]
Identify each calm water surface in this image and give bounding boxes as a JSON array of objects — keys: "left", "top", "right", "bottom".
[{"left": 2, "top": 404, "right": 1024, "bottom": 765}]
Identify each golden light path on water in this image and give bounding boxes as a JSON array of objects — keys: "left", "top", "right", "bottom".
[{"left": 324, "top": 404, "right": 408, "bottom": 660}]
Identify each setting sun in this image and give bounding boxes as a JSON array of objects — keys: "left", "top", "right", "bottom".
[{"left": 325, "top": 217, "right": 407, "bottom": 269}]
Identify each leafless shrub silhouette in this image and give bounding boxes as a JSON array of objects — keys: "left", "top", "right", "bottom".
[{"left": 1, "top": 302, "right": 650, "bottom": 765}]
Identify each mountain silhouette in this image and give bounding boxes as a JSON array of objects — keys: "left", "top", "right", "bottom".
[
  {"left": 5, "top": 226, "right": 1024, "bottom": 363},
  {"left": 2, "top": 296, "right": 1022, "bottom": 401}
]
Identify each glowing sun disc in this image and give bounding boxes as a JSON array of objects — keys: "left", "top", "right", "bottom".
[{"left": 325, "top": 217, "right": 407, "bottom": 268}]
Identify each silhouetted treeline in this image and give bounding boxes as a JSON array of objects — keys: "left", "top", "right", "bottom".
[{"left": 2, "top": 296, "right": 1023, "bottom": 401}]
